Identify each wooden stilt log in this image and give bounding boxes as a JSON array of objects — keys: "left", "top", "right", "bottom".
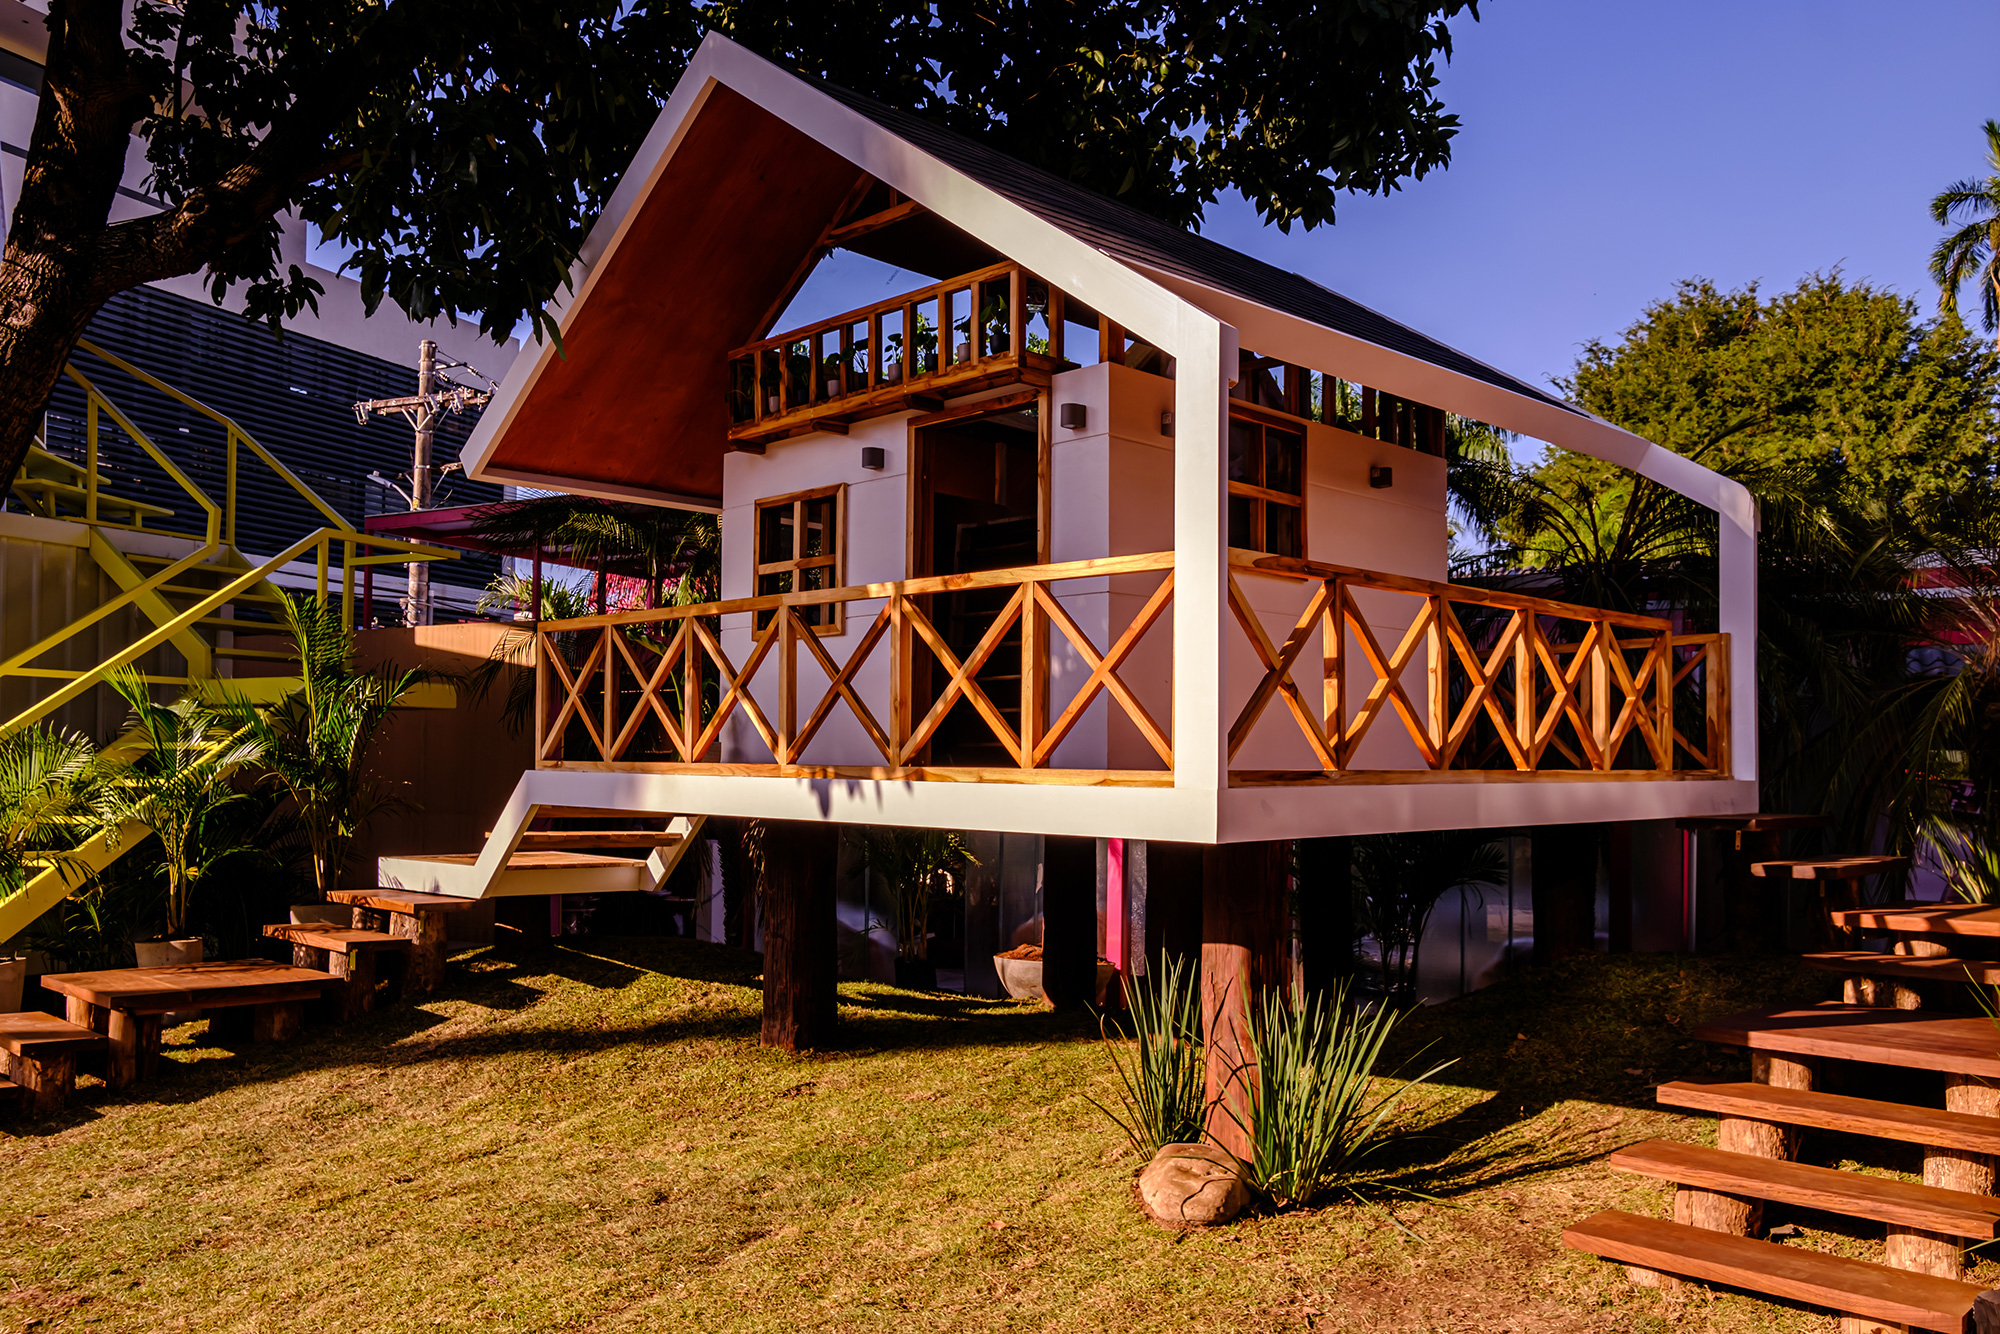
[
  {"left": 249, "top": 1001, "right": 303, "bottom": 1044},
  {"left": 105, "top": 1010, "right": 161, "bottom": 1086},
  {"left": 1201, "top": 840, "right": 1290, "bottom": 1164},
  {"left": 8, "top": 1051, "right": 75, "bottom": 1116},
  {"left": 1881, "top": 1074, "right": 2000, "bottom": 1282},
  {"left": 331, "top": 947, "right": 378, "bottom": 1022},
  {"left": 760, "top": 820, "right": 838, "bottom": 1053},
  {"left": 1041, "top": 836, "right": 1098, "bottom": 1010},
  {"left": 393, "top": 910, "right": 449, "bottom": 995}
]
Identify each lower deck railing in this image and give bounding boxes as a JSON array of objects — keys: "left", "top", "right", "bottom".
[{"left": 532, "top": 554, "right": 1729, "bottom": 786}]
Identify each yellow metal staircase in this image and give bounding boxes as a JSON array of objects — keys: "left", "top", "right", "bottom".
[{"left": 0, "top": 339, "right": 460, "bottom": 943}]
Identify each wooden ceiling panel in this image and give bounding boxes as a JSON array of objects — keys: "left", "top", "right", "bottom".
[{"left": 486, "top": 85, "right": 863, "bottom": 504}]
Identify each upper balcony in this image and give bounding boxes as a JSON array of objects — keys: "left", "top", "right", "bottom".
[{"left": 726, "top": 263, "right": 1097, "bottom": 449}]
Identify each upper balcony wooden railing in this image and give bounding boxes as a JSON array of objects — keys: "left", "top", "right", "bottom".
[
  {"left": 727, "top": 263, "right": 1069, "bottom": 447},
  {"left": 1226, "top": 554, "right": 1729, "bottom": 783},
  {"left": 533, "top": 553, "right": 1731, "bottom": 787}
]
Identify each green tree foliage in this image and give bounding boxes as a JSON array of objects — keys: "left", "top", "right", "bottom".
[
  {"left": 1351, "top": 831, "right": 1504, "bottom": 1005},
  {"left": 1930, "top": 118, "right": 2000, "bottom": 337},
  {"left": 0, "top": 0, "right": 1481, "bottom": 493},
  {"left": 1517, "top": 275, "right": 2000, "bottom": 527},
  {"left": 0, "top": 723, "right": 107, "bottom": 897}
]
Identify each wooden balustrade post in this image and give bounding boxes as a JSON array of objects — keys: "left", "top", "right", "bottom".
[
  {"left": 1020, "top": 579, "right": 1043, "bottom": 767},
  {"left": 601, "top": 628, "right": 615, "bottom": 761},
  {"left": 684, "top": 625, "right": 704, "bottom": 761},
  {"left": 778, "top": 609, "right": 797, "bottom": 764},
  {"left": 1426, "top": 594, "right": 1446, "bottom": 764},
  {"left": 1590, "top": 622, "right": 1611, "bottom": 763},
  {"left": 1323, "top": 581, "right": 1346, "bottom": 767},
  {"left": 533, "top": 629, "right": 549, "bottom": 763},
  {"left": 1008, "top": 267, "right": 1023, "bottom": 363},
  {"left": 1515, "top": 617, "right": 1536, "bottom": 765},
  {"left": 889, "top": 593, "right": 912, "bottom": 764}
]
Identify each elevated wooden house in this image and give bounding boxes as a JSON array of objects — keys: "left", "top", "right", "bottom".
[{"left": 397, "top": 32, "right": 1753, "bottom": 895}]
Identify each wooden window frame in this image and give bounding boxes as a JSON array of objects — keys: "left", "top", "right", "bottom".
[
  {"left": 753, "top": 483, "right": 846, "bottom": 634},
  {"left": 1226, "top": 404, "right": 1307, "bottom": 559}
]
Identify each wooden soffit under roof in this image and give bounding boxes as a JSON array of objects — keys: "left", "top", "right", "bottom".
[{"left": 478, "top": 85, "right": 863, "bottom": 507}]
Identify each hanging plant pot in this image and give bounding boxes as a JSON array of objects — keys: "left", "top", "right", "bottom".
[{"left": 893, "top": 957, "right": 937, "bottom": 993}]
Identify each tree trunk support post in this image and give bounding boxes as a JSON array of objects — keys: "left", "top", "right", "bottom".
[
  {"left": 761, "top": 820, "right": 839, "bottom": 1053},
  {"left": 1201, "top": 840, "right": 1290, "bottom": 1164}
]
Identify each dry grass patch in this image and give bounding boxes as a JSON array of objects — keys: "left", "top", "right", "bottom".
[{"left": 0, "top": 942, "right": 1984, "bottom": 1332}]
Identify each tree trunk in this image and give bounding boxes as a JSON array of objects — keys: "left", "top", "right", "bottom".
[
  {"left": 760, "top": 820, "right": 837, "bottom": 1052},
  {"left": 1296, "top": 836, "right": 1353, "bottom": 1003},
  {"left": 1041, "top": 835, "right": 1098, "bottom": 1010},
  {"left": 1202, "top": 840, "right": 1290, "bottom": 1163}
]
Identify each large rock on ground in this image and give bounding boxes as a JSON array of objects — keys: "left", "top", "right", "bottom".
[{"left": 1137, "top": 1142, "right": 1251, "bottom": 1226}]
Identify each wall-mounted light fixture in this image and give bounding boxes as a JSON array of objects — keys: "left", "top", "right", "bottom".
[
  {"left": 1369, "top": 465, "right": 1394, "bottom": 489},
  {"left": 861, "top": 446, "right": 886, "bottom": 471},
  {"left": 1059, "top": 402, "right": 1088, "bottom": 430},
  {"left": 1160, "top": 411, "right": 1174, "bottom": 438}
]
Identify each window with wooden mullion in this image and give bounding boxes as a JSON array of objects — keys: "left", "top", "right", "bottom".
[
  {"left": 1227, "top": 414, "right": 1305, "bottom": 558},
  {"left": 754, "top": 485, "right": 844, "bottom": 632}
]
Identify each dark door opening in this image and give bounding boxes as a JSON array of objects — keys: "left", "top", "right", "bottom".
[{"left": 911, "top": 403, "right": 1042, "bottom": 768}]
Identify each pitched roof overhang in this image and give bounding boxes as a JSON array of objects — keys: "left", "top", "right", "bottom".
[{"left": 461, "top": 33, "right": 1751, "bottom": 542}]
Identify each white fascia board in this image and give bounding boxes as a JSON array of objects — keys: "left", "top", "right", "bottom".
[
  {"left": 475, "top": 466, "right": 722, "bottom": 514},
  {"left": 514, "top": 766, "right": 1218, "bottom": 844},
  {"left": 1220, "top": 778, "right": 1757, "bottom": 841}
]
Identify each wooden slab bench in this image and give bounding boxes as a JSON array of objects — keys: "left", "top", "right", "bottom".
[
  {"left": 327, "top": 888, "right": 476, "bottom": 995},
  {"left": 1609, "top": 1137, "right": 2000, "bottom": 1239},
  {"left": 1563, "top": 1210, "right": 1985, "bottom": 1333},
  {"left": 1658, "top": 1080, "right": 2000, "bottom": 1156},
  {"left": 261, "top": 924, "right": 410, "bottom": 1020},
  {"left": 0, "top": 1012, "right": 108, "bottom": 1115},
  {"left": 39, "top": 961, "right": 336, "bottom": 1087}
]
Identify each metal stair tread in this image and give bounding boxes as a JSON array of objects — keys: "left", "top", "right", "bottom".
[
  {"left": 1561, "top": 1210, "right": 1984, "bottom": 1333},
  {"left": 1608, "top": 1137, "right": 2000, "bottom": 1238},
  {"left": 1656, "top": 1079, "right": 2000, "bottom": 1156}
]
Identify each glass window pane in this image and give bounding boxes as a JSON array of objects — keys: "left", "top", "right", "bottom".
[
  {"left": 1228, "top": 494, "right": 1254, "bottom": 550},
  {"left": 1266, "top": 501, "right": 1301, "bottom": 558},
  {"left": 1266, "top": 428, "right": 1303, "bottom": 495},
  {"left": 759, "top": 504, "right": 795, "bottom": 564},
  {"left": 758, "top": 570, "right": 793, "bottom": 598},
  {"left": 802, "top": 495, "right": 836, "bottom": 557},
  {"left": 1228, "top": 418, "right": 1258, "bottom": 484}
]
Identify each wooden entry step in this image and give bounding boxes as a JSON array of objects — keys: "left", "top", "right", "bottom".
[
  {"left": 1677, "top": 813, "right": 1831, "bottom": 833},
  {"left": 1830, "top": 903, "right": 2000, "bottom": 939},
  {"left": 1562, "top": 1210, "right": 1985, "bottom": 1333},
  {"left": 1802, "top": 951, "right": 2000, "bottom": 986},
  {"left": 1657, "top": 1079, "right": 2000, "bottom": 1156},
  {"left": 1692, "top": 1005, "right": 2000, "bottom": 1079},
  {"left": 1752, "top": 856, "right": 1908, "bottom": 880},
  {"left": 497, "top": 831, "right": 684, "bottom": 852},
  {"left": 1608, "top": 1138, "right": 2000, "bottom": 1239}
]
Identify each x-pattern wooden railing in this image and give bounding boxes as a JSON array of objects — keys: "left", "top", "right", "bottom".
[
  {"left": 1226, "top": 555, "right": 1728, "bottom": 780},
  {"left": 535, "top": 553, "right": 1177, "bottom": 783}
]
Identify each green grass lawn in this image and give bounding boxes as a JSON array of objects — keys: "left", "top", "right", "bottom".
[{"left": 0, "top": 942, "right": 1986, "bottom": 1333}]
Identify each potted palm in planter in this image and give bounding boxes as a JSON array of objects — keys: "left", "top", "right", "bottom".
[
  {"left": 858, "top": 827, "right": 972, "bottom": 992},
  {"left": 0, "top": 722, "right": 108, "bottom": 1008},
  {"left": 98, "top": 668, "right": 268, "bottom": 967}
]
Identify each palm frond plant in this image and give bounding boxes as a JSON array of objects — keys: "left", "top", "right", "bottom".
[
  {"left": 1088, "top": 953, "right": 1205, "bottom": 1156},
  {"left": 855, "top": 826, "right": 975, "bottom": 989},
  {"left": 1930, "top": 118, "right": 2000, "bottom": 339},
  {"left": 1923, "top": 817, "right": 2000, "bottom": 905},
  {"left": 97, "top": 668, "right": 268, "bottom": 940},
  {"left": 0, "top": 722, "right": 108, "bottom": 899},
  {"left": 246, "top": 593, "right": 434, "bottom": 900},
  {"left": 1227, "top": 982, "right": 1454, "bottom": 1210}
]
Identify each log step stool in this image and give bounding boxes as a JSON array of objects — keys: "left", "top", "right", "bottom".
[
  {"left": 1563, "top": 1210, "right": 1986, "bottom": 1333},
  {"left": 261, "top": 924, "right": 411, "bottom": 1020},
  {"left": 0, "top": 1012, "right": 108, "bottom": 1116}
]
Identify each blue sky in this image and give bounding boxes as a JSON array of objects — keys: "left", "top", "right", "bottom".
[{"left": 788, "top": 0, "right": 2000, "bottom": 405}]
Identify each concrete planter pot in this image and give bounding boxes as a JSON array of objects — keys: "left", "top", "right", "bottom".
[
  {"left": 993, "top": 956, "right": 1044, "bottom": 1002},
  {"left": 0, "top": 955, "right": 25, "bottom": 1013}
]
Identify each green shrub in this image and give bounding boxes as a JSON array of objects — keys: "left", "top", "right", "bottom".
[
  {"left": 1232, "top": 982, "right": 1453, "bottom": 1208},
  {"left": 1090, "top": 954, "right": 1206, "bottom": 1156}
]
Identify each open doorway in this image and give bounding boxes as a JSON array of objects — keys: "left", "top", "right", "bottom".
[{"left": 910, "top": 398, "right": 1045, "bottom": 767}]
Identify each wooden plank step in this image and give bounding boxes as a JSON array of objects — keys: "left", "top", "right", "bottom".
[
  {"left": 260, "top": 924, "right": 412, "bottom": 953},
  {"left": 328, "top": 887, "right": 480, "bottom": 913},
  {"left": 0, "top": 1011, "right": 109, "bottom": 1057},
  {"left": 1802, "top": 950, "right": 2000, "bottom": 985},
  {"left": 1561, "top": 1210, "right": 1983, "bottom": 1333},
  {"left": 1657, "top": 1079, "right": 2000, "bottom": 1156},
  {"left": 1608, "top": 1137, "right": 2000, "bottom": 1238},
  {"left": 1692, "top": 1005, "right": 2000, "bottom": 1078},
  {"left": 1831, "top": 903, "right": 2000, "bottom": 939},
  {"left": 510, "top": 831, "right": 682, "bottom": 851},
  {"left": 1752, "top": 856, "right": 1908, "bottom": 880},
  {"left": 390, "top": 851, "right": 646, "bottom": 871}
]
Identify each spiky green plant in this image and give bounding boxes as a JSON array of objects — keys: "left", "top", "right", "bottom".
[
  {"left": 0, "top": 722, "right": 107, "bottom": 898},
  {"left": 1228, "top": 982, "right": 1453, "bottom": 1209},
  {"left": 97, "top": 668, "right": 267, "bottom": 938},
  {"left": 1089, "top": 953, "right": 1205, "bottom": 1156}
]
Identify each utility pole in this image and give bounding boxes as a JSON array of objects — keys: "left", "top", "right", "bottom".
[{"left": 354, "top": 340, "right": 493, "bottom": 626}]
